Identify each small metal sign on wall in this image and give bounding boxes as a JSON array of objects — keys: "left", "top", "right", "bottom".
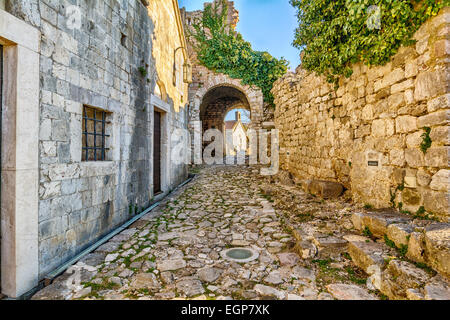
[{"left": 368, "top": 161, "right": 379, "bottom": 167}]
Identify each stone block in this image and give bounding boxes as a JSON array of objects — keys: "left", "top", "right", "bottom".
[
  {"left": 360, "top": 211, "right": 412, "bottom": 238},
  {"left": 57, "top": 142, "right": 71, "bottom": 163},
  {"left": 389, "top": 149, "right": 405, "bottom": 166},
  {"left": 404, "top": 89, "right": 414, "bottom": 105},
  {"left": 391, "top": 79, "right": 414, "bottom": 94},
  {"left": 351, "top": 212, "right": 365, "bottom": 231},
  {"left": 313, "top": 235, "right": 348, "bottom": 257},
  {"left": 417, "top": 169, "right": 432, "bottom": 187},
  {"left": 434, "top": 39, "right": 450, "bottom": 58},
  {"left": 402, "top": 188, "right": 422, "bottom": 207},
  {"left": 406, "top": 131, "right": 423, "bottom": 148},
  {"left": 381, "top": 260, "right": 431, "bottom": 300},
  {"left": 424, "top": 223, "right": 450, "bottom": 277},
  {"left": 40, "top": 119, "right": 52, "bottom": 140},
  {"left": 392, "top": 168, "right": 406, "bottom": 185},
  {"left": 423, "top": 190, "right": 449, "bottom": 218},
  {"left": 52, "top": 119, "right": 69, "bottom": 141},
  {"left": 348, "top": 239, "right": 390, "bottom": 273},
  {"left": 157, "top": 259, "right": 186, "bottom": 272},
  {"left": 39, "top": 181, "right": 61, "bottom": 200},
  {"left": 424, "top": 279, "right": 450, "bottom": 300},
  {"left": 41, "top": 141, "right": 57, "bottom": 157},
  {"left": 308, "top": 180, "right": 344, "bottom": 199},
  {"left": 405, "top": 148, "right": 425, "bottom": 168},
  {"left": 405, "top": 61, "right": 418, "bottom": 78},
  {"left": 396, "top": 115, "right": 417, "bottom": 133},
  {"left": 383, "top": 68, "right": 405, "bottom": 87},
  {"left": 418, "top": 110, "right": 449, "bottom": 128},
  {"left": 430, "top": 170, "right": 449, "bottom": 192},
  {"left": 326, "top": 284, "right": 377, "bottom": 300},
  {"left": 404, "top": 176, "right": 417, "bottom": 189},
  {"left": 39, "top": 217, "right": 64, "bottom": 240},
  {"left": 387, "top": 224, "right": 414, "bottom": 247},
  {"left": 427, "top": 94, "right": 450, "bottom": 113},
  {"left": 372, "top": 119, "right": 394, "bottom": 137},
  {"left": 415, "top": 70, "right": 448, "bottom": 101},
  {"left": 407, "top": 232, "right": 426, "bottom": 263},
  {"left": 60, "top": 179, "right": 77, "bottom": 195},
  {"left": 424, "top": 147, "right": 449, "bottom": 167},
  {"left": 430, "top": 126, "right": 449, "bottom": 145},
  {"left": 387, "top": 92, "right": 405, "bottom": 110}
]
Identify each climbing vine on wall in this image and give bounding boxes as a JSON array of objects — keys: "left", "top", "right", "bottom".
[
  {"left": 188, "top": 0, "right": 288, "bottom": 106},
  {"left": 290, "top": 0, "right": 446, "bottom": 83}
]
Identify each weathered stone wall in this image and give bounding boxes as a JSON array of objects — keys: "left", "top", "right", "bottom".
[
  {"left": 273, "top": 8, "right": 449, "bottom": 221},
  {"left": 4, "top": 0, "right": 189, "bottom": 278}
]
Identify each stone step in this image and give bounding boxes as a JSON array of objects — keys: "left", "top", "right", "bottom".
[
  {"left": 381, "top": 260, "right": 432, "bottom": 300},
  {"left": 380, "top": 259, "right": 450, "bottom": 300},
  {"left": 424, "top": 223, "right": 450, "bottom": 278},
  {"left": 386, "top": 223, "right": 414, "bottom": 248},
  {"left": 352, "top": 210, "right": 412, "bottom": 238},
  {"left": 312, "top": 234, "right": 348, "bottom": 259},
  {"left": 347, "top": 237, "right": 392, "bottom": 273},
  {"left": 352, "top": 211, "right": 450, "bottom": 280}
]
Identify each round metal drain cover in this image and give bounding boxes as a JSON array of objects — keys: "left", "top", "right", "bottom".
[{"left": 221, "top": 248, "right": 259, "bottom": 263}]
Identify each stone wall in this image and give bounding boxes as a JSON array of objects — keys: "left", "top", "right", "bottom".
[
  {"left": 273, "top": 8, "right": 449, "bottom": 221},
  {"left": 4, "top": 0, "right": 189, "bottom": 279}
]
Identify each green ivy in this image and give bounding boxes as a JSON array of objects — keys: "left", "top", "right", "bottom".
[
  {"left": 420, "top": 127, "right": 432, "bottom": 154},
  {"left": 188, "top": 0, "right": 288, "bottom": 106},
  {"left": 290, "top": 0, "right": 446, "bottom": 83}
]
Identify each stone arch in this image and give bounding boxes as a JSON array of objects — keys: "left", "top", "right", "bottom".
[
  {"left": 155, "top": 80, "right": 167, "bottom": 102},
  {"left": 188, "top": 71, "right": 264, "bottom": 131}
]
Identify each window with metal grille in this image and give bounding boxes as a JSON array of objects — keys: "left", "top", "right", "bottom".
[{"left": 82, "top": 105, "right": 111, "bottom": 161}]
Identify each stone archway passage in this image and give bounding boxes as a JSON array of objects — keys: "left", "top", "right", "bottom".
[
  {"left": 188, "top": 69, "right": 264, "bottom": 133},
  {"left": 199, "top": 86, "right": 250, "bottom": 135}
]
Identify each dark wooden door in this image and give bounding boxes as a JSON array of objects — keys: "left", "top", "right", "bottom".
[{"left": 153, "top": 111, "right": 162, "bottom": 194}]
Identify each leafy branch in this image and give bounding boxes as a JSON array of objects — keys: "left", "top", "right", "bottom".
[
  {"left": 290, "top": 0, "right": 445, "bottom": 83},
  {"left": 188, "top": 0, "right": 288, "bottom": 106}
]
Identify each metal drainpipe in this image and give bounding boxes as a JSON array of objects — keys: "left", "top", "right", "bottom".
[{"left": 42, "top": 174, "right": 196, "bottom": 287}]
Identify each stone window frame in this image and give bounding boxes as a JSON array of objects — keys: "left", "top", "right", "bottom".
[
  {"left": 82, "top": 105, "right": 112, "bottom": 162},
  {"left": 0, "top": 9, "right": 40, "bottom": 298}
]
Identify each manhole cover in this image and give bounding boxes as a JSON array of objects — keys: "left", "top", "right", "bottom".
[{"left": 220, "top": 248, "right": 259, "bottom": 263}]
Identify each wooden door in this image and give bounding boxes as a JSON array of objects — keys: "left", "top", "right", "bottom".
[{"left": 153, "top": 111, "right": 162, "bottom": 194}]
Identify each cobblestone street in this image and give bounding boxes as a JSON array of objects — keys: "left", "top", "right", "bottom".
[{"left": 34, "top": 165, "right": 399, "bottom": 300}]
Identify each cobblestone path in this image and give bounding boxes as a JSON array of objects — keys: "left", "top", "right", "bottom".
[{"left": 33, "top": 165, "right": 384, "bottom": 300}]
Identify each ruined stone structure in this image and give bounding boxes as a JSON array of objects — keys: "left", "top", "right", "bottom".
[
  {"left": 0, "top": 0, "right": 189, "bottom": 298},
  {"left": 273, "top": 8, "right": 449, "bottom": 221},
  {"left": 181, "top": 1, "right": 264, "bottom": 142}
]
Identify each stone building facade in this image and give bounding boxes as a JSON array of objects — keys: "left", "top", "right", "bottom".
[
  {"left": 273, "top": 8, "right": 449, "bottom": 221},
  {"left": 0, "top": 0, "right": 189, "bottom": 298}
]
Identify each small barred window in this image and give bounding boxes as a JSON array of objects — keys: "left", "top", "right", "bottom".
[{"left": 82, "top": 105, "right": 111, "bottom": 161}]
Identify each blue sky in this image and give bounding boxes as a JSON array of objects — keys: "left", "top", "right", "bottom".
[
  {"left": 179, "top": 0, "right": 300, "bottom": 70},
  {"left": 224, "top": 108, "right": 250, "bottom": 122}
]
